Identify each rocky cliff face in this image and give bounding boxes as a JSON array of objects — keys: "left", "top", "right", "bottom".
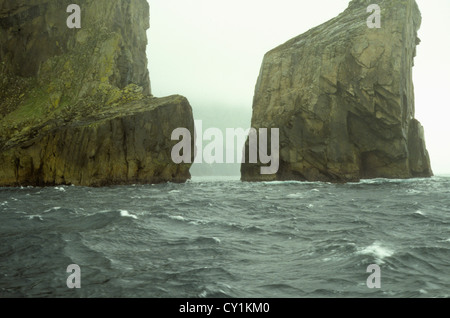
[
  {"left": 241, "top": 0, "right": 432, "bottom": 182},
  {"left": 0, "top": 0, "right": 194, "bottom": 186}
]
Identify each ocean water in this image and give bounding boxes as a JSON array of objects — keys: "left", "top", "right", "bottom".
[{"left": 0, "top": 175, "right": 449, "bottom": 298}]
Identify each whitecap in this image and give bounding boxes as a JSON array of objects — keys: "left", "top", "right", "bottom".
[
  {"left": 322, "top": 255, "right": 344, "bottom": 262},
  {"left": 263, "top": 180, "right": 319, "bottom": 185},
  {"left": 120, "top": 210, "right": 138, "bottom": 219},
  {"left": 169, "top": 190, "right": 180, "bottom": 194},
  {"left": 212, "top": 237, "right": 221, "bottom": 244},
  {"left": 287, "top": 193, "right": 304, "bottom": 198},
  {"left": 54, "top": 186, "right": 66, "bottom": 192},
  {"left": 264, "top": 181, "right": 303, "bottom": 185},
  {"left": 414, "top": 210, "right": 425, "bottom": 216},
  {"left": 44, "top": 207, "right": 61, "bottom": 213},
  {"left": 26, "top": 215, "right": 44, "bottom": 221},
  {"left": 357, "top": 178, "right": 385, "bottom": 185},
  {"left": 188, "top": 219, "right": 209, "bottom": 226},
  {"left": 357, "top": 241, "right": 394, "bottom": 264},
  {"left": 169, "top": 215, "right": 186, "bottom": 221}
]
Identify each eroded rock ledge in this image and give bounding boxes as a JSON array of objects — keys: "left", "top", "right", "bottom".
[
  {"left": 0, "top": 0, "right": 194, "bottom": 186},
  {"left": 241, "top": 0, "right": 432, "bottom": 182}
]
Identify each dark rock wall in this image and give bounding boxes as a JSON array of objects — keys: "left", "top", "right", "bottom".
[{"left": 241, "top": 0, "right": 432, "bottom": 182}]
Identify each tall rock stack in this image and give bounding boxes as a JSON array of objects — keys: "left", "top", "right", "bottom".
[
  {"left": 0, "top": 0, "right": 194, "bottom": 186},
  {"left": 241, "top": 0, "right": 433, "bottom": 182}
]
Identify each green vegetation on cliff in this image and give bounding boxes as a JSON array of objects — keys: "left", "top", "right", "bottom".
[{"left": 0, "top": 0, "right": 194, "bottom": 186}]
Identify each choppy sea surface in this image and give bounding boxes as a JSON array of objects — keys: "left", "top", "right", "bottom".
[{"left": 0, "top": 175, "right": 449, "bottom": 298}]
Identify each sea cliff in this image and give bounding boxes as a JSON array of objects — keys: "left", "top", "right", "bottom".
[
  {"left": 0, "top": 0, "right": 194, "bottom": 186},
  {"left": 241, "top": 0, "right": 432, "bottom": 182}
]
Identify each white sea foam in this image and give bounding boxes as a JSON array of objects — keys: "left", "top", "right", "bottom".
[
  {"left": 358, "top": 178, "right": 413, "bottom": 185},
  {"left": 322, "top": 255, "right": 344, "bottom": 262},
  {"left": 263, "top": 180, "right": 316, "bottom": 185},
  {"left": 169, "top": 215, "right": 186, "bottom": 221},
  {"left": 414, "top": 210, "right": 425, "bottom": 216},
  {"left": 54, "top": 186, "right": 66, "bottom": 192},
  {"left": 188, "top": 219, "right": 209, "bottom": 226},
  {"left": 264, "top": 181, "right": 300, "bottom": 185},
  {"left": 120, "top": 210, "right": 138, "bottom": 219},
  {"left": 44, "top": 207, "right": 61, "bottom": 213},
  {"left": 287, "top": 193, "right": 304, "bottom": 198},
  {"left": 27, "top": 215, "right": 44, "bottom": 221},
  {"left": 357, "top": 178, "right": 386, "bottom": 185},
  {"left": 357, "top": 241, "right": 394, "bottom": 264}
]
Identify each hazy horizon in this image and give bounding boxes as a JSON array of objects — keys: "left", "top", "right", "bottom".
[{"left": 147, "top": 0, "right": 450, "bottom": 175}]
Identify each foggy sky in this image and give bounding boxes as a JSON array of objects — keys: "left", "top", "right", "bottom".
[{"left": 147, "top": 0, "right": 450, "bottom": 174}]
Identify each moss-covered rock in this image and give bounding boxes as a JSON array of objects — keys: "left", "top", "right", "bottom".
[
  {"left": 0, "top": 0, "right": 194, "bottom": 186},
  {"left": 241, "top": 0, "right": 432, "bottom": 182}
]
